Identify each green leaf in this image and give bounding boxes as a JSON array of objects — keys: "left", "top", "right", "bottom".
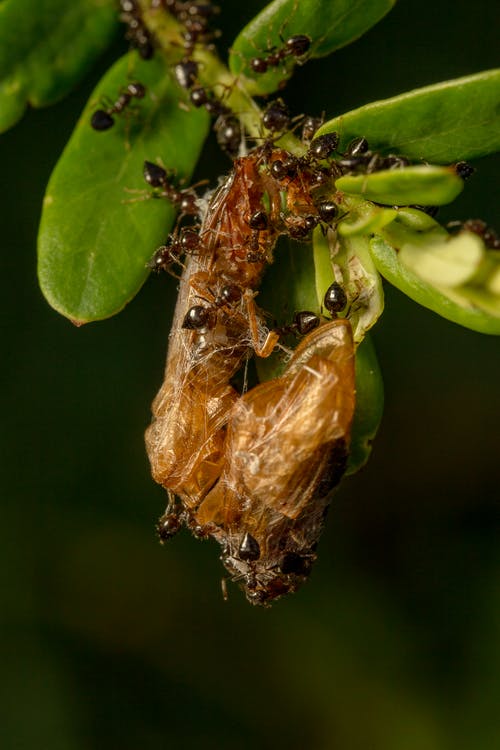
[
  {"left": 399, "top": 232, "right": 485, "bottom": 287},
  {"left": 337, "top": 198, "right": 397, "bottom": 237},
  {"left": 0, "top": 0, "right": 119, "bottom": 134},
  {"left": 229, "top": 0, "right": 396, "bottom": 96},
  {"left": 317, "top": 70, "right": 500, "bottom": 162},
  {"left": 346, "top": 334, "right": 384, "bottom": 476},
  {"left": 336, "top": 166, "right": 464, "bottom": 206},
  {"left": 313, "top": 225, "right": 385, "bottom": 343},
  {"left": 370, "top": 235, "right": 500, "bottom": 335},
  {"left": 38, "top": 52, "right": 210, "bottom": 324}
]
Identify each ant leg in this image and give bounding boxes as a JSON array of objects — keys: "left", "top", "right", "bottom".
[
  {"left": 156, "top": 490, "right": 183, "bottom": 542},
  {"left": 244, "top": 290, "right": 280, "bottom": 358}
]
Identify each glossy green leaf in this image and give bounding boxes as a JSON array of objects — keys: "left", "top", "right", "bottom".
[
  {"left": 337, "top": 198, "right": 397, "bottom": 237},
  {"left": 346, "top": 334, "right": 384, "bottom": 476},
  {"left": 399, "top": 232, "right": 485, "bottom": 287},
  {"left": 0, "top": 0, "right": 119, "bottom": 134},
  {"left": 336, "top": 166, "right": 464, "bottom": 206},
  {"left": 317, "top": 70, "right": 500, "bottom": 162},
  {"left": 370, "top": 236, "right": 500, "bottom": 335},
  {"left": 229, "top": 0, "right": 396, "bottom": 96},
  {"left": 38, "top": 52, "right": 210, "bottom": 323}
]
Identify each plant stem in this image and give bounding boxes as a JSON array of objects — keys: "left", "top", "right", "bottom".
[{"left": 139, "top": 2, "right": 303, "bottom": 152}]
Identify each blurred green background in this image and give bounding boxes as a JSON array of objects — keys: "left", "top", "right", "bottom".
[{"left": 1, "top": 1, "right": 499, "bottom": 748}]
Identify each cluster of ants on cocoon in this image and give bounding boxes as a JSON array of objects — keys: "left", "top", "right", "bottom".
[{"left": 87, "top": 0, "right": 498, "bottom": 605}]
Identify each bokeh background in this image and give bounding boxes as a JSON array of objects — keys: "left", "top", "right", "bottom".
[{"left": 1, "top": 1, "right": 499, "bottom": 748}]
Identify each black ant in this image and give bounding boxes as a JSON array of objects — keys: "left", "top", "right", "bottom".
[
  {"left": 286, "top": 215, "right": 319, "bottom": 240},
  {"left": 90, "top": 81, "right": 146, "bottom": 131},
  {"left": 274, "top": 311, "right": 321, "bottom": 337},
  {"left": 262, "top": 100, "right": 291, "bottom": 134},
  {"left": 192, "top": 91, "right": 242, "bottom": 157},
  {"left": 246, "top": 210, "right": 271, "bottom": 261},
  {"left": 447, "top": 219, "right": 500, "bottom": 250},
  {"left": 323, "top": 282, "right": 347, "bottom": 316},
  {"left": 156, "top": 494, "right": 184, "bottom": 541},
  {"left": 250, "top": 34, "right": 311, "bottom": 74},
  {"left": 181, "top": 283, "right": 243, "bottom": 329},
  {"left": 119, "top": 1, "right": 154, "bottom": 60},
  {"left": 248, "top": 210, "right": 268, "bottom": 231},
  {"left": 148, "top": 228, "right": 202, "bottom": 274},
  {"left": 174, "top": 58, "right": 199, "bottom": 89},
  {"left": 175, "top": 71, "right": 240, "bottom": 158},
  {"left": 308, "top": 132, "right": 340, "bottom": 160},
  {"left": 301, "top": 115, "right": 324, "bottom": 144},
  {"left": 214, "top": 112, "right": 242, "bottom": 157},
  {"left": 157, "top": 1, "right": 220, "bottom": 56},
  {"left": 143, "top": 161, "right": 200, "bottom": 216},
  {"left": 267, "top": 135, "right": 341, "bottom": 189},
  {"left": 316, "top": 201, "right": 339, "bottom": 225},
  {"left": 338, "top": 136, "right": 410, "bottom": 174},
  {"left": 454, "top": 161, "right": 475, "bottom": 180}
]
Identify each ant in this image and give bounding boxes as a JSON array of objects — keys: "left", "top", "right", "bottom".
[
  {"left": 175, "top": 71, "right": 241, "bottom": 158},
  {"left": 157, "top": 1, "right": 220, "bottom": 56},
  {"left": 142, "top": 161, "right": 200, "bottom": 216},
  {"left": 119, "top": 0, "right": 154, "bottom": 59},
  {"left": 148, "top": 228, "right": 202, "bottom": 274},
  {"left": 196, "top": 95, "right": 242, "bottom": 157},
  {"left": 181, "top": 283, "right": 243, "bottom": 330},
  {"left": 156, "top": 491, "right": 184, "bottom": 541},
  {"left": 274, "top": 311, "right": 321, "bottom": 337},
  {"left": 262, "top": 99, "right": 291, "bottom": 134},
  {"left": 214, "top": 112, "right": 242, "bottom": 157},
  {"left": 246, "top": 210, "right": 273, "bottom": 261},
  {"left": 90, "top": 81, "right": 146, "bottom": 131},
  {"left": 286, "top": 215, "right": 319, "bottom": 240},
  {"left": 250, "top": 34, "right": 311, "bottom": 74},
  {"left": 301, "top": 115, "right": 324, "bottom": 144},
  {"left": 284, "top": 200, "right": 342, "bottom": 240},
  {"left": 323, "top": 282, "right": 348, "bottom": 316},
  {"left": 447, "top": 218, "right": 500, "bottom": 250},
  {"left": 338, "top": 136, "right": 411, "bottom": 174},
  {"left": 174, "top": 58, "right": 199, "bottom": 89},
  {"left": 454, "top": 161, "right": 475, "bottom": 180},
  {"left": 269, "top": 133, "right": 340, "bottom": 182}
]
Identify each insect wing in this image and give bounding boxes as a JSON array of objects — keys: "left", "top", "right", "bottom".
[
  {"left": 195, "top": 320, "right": 355, "bottom": 604},
  {"left": 145, "top": 253, "right": 240, "bottom": 508}
]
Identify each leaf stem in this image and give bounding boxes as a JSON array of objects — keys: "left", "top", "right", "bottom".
[{"left": 139, "top": 1, "right": 303, "bottom": 151}]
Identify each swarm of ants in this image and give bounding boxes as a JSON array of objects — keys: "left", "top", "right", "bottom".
[{"left": 91, "top": 0, "right": 498, "bottom": 605}]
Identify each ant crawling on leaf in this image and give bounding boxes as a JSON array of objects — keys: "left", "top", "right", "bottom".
[
  {"left": 337, "top": 136, "right": 411, "bottom": 174},
  {"left": 142, "top": 161, "right": 201, "bottom": 216},
  {"left": 250, "top": 33, "right": 312, "bottom": 74},
  {"left": 90, "top": 81, "right": 146, "bottom": 131}
]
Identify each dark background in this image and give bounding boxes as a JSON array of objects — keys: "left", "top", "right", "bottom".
[{"left": 1, "top": 1, "right": 499, "bottom": 748}]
